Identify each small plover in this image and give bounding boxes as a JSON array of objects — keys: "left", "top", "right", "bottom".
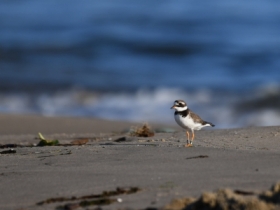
[{"left": 171, "top": 99, "right": 215, "bottom": 147}]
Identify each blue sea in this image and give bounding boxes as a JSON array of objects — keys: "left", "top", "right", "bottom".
[{"left": 1, "top": 0, "right": 280, "bottom": 128}]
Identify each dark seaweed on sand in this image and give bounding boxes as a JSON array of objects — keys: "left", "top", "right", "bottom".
[
  {"left": 0, "top": 149, "right": 16, "bottom": 154},
  {"left": 37, "top": 187, "right": 141, "bottom": 209},
  {"left": 37, "top": 133, "right": 59, "bottom": 146}
]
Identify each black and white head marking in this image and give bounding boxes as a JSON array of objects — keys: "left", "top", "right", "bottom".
[{"left": 172, "top": 100, "right": 188, "bottom": 112}]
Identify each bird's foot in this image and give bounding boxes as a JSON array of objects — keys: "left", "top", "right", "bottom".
[{"left": 184, "top": 143, "right": 193, "bottom": 148}]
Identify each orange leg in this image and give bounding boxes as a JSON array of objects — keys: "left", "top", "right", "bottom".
[
  {"left": 186, "top": 131, "right": 190, "bottom": 141},
  {"left": 185, "top": 130, "right": 193, "bottom": 147},
  {"left": 192, "top": 131, "right": 195, "bottom": 141}
]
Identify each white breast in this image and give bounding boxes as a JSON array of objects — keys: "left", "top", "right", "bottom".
[{"left": 174, "top": 114, "right": 195, "bottom": 130}]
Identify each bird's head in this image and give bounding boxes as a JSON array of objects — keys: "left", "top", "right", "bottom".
[{"left": 170, "top": 100, "right": 188, "bottom": 111}]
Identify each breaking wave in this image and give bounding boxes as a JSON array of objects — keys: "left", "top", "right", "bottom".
[{"left": 0, "top": 86, "right": 279, "bottom": 128}]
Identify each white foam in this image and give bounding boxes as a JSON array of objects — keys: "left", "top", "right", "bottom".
[{"left": 0, "top": 87, "right": 279, "bottom": 128}]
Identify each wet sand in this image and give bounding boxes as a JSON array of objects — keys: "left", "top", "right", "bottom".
[{"left": 0, "top": 114, "right": 280, "bottom": 210}]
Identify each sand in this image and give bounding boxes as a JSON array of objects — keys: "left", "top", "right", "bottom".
[{"left": 0, "top": 114, "right": 280, "bottom": 210}]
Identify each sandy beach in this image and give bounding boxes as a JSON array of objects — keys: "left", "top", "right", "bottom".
[{"left": 0, "top": 114, "right": 280, "bottom": 210}]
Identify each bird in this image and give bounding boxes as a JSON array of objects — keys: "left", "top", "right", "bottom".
[{"left": 171, "top": 99, "right": 215, "bottom": 147}]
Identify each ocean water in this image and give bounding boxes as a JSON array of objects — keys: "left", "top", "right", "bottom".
[{"left": 0, "top": 0, "right": 280, "bottom": 128}]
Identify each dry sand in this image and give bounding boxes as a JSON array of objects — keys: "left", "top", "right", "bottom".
[{"left": 0, "top": 114, "right": 280, "bottom": 210}]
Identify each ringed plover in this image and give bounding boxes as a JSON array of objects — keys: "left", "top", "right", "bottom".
[{"left": 171, "top": 99, "right": 215, "bottom": 147}]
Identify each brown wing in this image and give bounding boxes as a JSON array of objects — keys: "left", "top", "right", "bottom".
[
  {"left": 189, "top": 110, "right": 204, "bottom": 124},
  {"left": 189, "top": 109, "right": 215, "bottom": 126}
]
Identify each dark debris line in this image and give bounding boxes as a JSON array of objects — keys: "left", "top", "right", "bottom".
[
  {"left": 0, "top": 149, "right": 16, "bottom": 154},
  {"left": 36, "top": 187, "right": 141, "bottom": 209},
  {"left": 186, "top": 155, "right": 209, "bottom": 160}
]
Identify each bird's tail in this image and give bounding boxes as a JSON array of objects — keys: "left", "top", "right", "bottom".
[{"left": 203, "top": 121, "right": 215, "bottom": 127}]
